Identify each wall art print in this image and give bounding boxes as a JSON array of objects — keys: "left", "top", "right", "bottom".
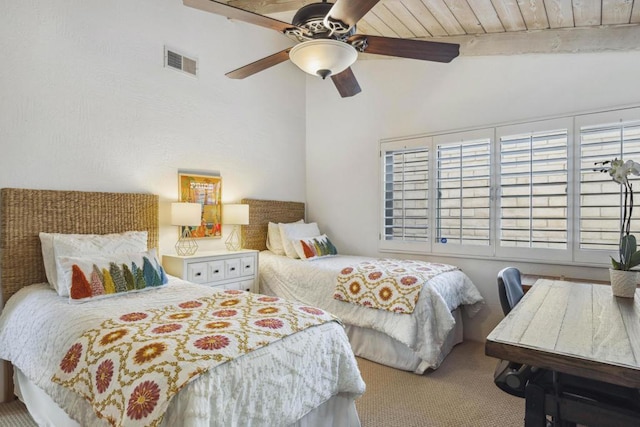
[{"left": 178, "top": 172, "right": 222, "bottom": 238}]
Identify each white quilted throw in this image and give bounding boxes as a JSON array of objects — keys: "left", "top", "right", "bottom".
[{"left": 51, "top": 290, "right": 339, "bottom": 427}]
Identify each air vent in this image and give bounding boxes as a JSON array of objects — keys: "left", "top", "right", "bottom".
[{"left": 164, "top": 47, "right": 198, "bottom": 77}]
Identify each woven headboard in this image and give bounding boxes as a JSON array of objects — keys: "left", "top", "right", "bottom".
[
  {"left": 0, "top": 188, "right": 159, "bottom": 304},
  {"left": 240, "top": 199, "right": 305, "bottom": 251}
]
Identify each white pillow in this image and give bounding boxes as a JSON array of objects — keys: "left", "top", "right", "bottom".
[
  {"left": 278, "top": 222, "right": 321, "bottom": 259},
  {"left": 266, "top": 220, "right": 303, "bottom": 256},
  {"left": 39, "top": 231, "right": 148, "bottom": 296}
]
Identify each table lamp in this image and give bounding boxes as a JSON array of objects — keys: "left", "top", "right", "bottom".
[
  {"left": 223, "top": 204, "right": 249, "bottom": 251},
  {"left": 171, "top": 202, "right": 201, "bottom": 256}
]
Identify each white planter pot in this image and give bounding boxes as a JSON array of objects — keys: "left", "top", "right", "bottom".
[{"left": 609, "top": 269, "right": 639, "bottom": 298}]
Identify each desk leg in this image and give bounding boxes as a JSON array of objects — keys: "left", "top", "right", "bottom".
[{"left": 525, "top": 383, "right": 547, "bottom": 427}]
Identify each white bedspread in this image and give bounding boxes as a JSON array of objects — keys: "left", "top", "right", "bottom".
[
  {"left": 0, "top": 278, "right": 365, "bottom": 427},
  {"left": 260, "top": 252, "right": 484, "bottom": 369}
]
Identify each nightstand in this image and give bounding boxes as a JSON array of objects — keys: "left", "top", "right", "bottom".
[{"left": 162, "top": 249, "right": 258, "bottom": 292}]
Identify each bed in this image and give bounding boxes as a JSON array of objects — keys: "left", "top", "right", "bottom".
[
  {"left": 240, "top": 198, "right": 484, "bottom": 374},
  {"left": 0, "top": 188, "right": 365, "bottom": 427}
]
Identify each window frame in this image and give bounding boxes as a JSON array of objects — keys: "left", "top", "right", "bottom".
[
  {"left": 572, "top": 107, "right": 640, "bottom": 266},
  {"left": 494, "top": 118, "right": 574, "bottom": 263},
  {"left": 379, "top": 104, "right": 640, "bottom": 267},
  {"left": 379, "top": 136, "right": 432, "bottom": 254},
  {"left": 432, "top": 128, "right": 495, "bottom": 257}
]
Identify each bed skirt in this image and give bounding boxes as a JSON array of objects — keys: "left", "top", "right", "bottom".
[
  {"left": 344, "top": 308, "right": 464, "bottom": 374},
  {"left": 14, "top": 367, "right": 361, "bottom": 427}
]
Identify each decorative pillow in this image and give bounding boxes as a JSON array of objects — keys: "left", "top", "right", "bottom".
[
  {"left": 39, "top": 231, "right": 148, "bottom": 296},
  {"left": 278, "top": 222, "right": 321, "bottom": 259},
  {"left": 266, "top": 220, "right": 303, "bottom": 256},
  {"left": 293, "top": 235, "right": 338, "bottom": 260},
  {"left": 57, "top": 249, "right": 167, "bottom": 303}
]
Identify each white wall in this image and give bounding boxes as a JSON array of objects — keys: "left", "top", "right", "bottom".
[
  {"left": 305, "top": 51, "right": 640, "bottom": 342},
  {"left": 0, "top": 0, "right": 306, "bottom": 255},
  {"left": 0, "top": 0, "right": 306, "bottom": 402}
]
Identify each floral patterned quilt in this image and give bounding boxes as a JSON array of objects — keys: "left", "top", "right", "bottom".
[
  {"left": 334, "top": 259, "right": 458, "bottom": 314},
  {"left": 52, "top": 290, "right": 338, "bottom": 427}
]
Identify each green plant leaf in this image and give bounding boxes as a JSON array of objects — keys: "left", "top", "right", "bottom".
[
  {"left": 620, "top": 235, "right": 637, "bottom": 269},
  {"left": 611, "top": 257, "right": 622, "bottom": 270},
  {"left": 629, "top": 250, "right": 640, "bottom": 270}
]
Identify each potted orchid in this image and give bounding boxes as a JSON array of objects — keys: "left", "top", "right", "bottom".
[{"left": 597, "top": 158, "right": 640, "bottom": 297}]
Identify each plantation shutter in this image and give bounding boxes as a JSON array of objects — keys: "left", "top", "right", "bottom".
[
  {"left": 433, "top": 129, "right": 492, "bottom": 256},
  {"left": 380, "top": 137, "right": 430, "bottom": 253},
  {"left": 578, "top": 118, "right": 640, "bottom": 252},
  {"left": 497, "top": 119, "right": 570, "bottom": 260}
]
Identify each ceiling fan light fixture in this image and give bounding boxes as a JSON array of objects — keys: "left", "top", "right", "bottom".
[{"left": 289, "top": 39, "right": 357, "bottom": 79}]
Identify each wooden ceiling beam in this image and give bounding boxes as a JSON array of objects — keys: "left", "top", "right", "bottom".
[
  {"left": 227, "top": 0, "right": 311, "bottom": 15},
  {"left": 422, "top": 25, "right": 640, "bottom": 56}
]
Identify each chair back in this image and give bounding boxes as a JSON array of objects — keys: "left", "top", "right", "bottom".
[{"left": 497, "top": 267, "right": 524, "bottom": 315}]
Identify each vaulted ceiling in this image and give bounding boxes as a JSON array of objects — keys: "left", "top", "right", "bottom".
[{"left": 224, "top": 0, "right": 640, "bottom": 55}]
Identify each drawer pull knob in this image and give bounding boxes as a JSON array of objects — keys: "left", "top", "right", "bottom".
[
  {"left": 245, "top": 265, "right": 250, "bottom": 269},
  {"left": 214, "top": 269, "right": 220, "bottom": 273},
  {"left": 195, "top": 272, "right": 201, "bottom": 276},
  {"left": 230, "top": 267, "right": 236, "bottom": 271}
]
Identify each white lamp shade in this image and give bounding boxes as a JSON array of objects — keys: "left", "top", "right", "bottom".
[
  {"left": 289, "top": 39, "right": 358, "bottom": 79},
  {"left": 222, "top": 204, "right": 249, "bottom": 225},
  {"left": 171, "top": 202, "right": 201, "bottom": 226}
]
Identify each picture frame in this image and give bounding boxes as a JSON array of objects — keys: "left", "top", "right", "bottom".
[{"left": 178, "top": 172, "right": 222, "bottom": 238}]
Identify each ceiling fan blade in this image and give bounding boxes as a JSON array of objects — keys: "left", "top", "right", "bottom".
[
  {"left": 331, "top": 67, "right": 362, "bottom": 98},
  {"left": 225, "top": 48, "right": 292, "bottom": 79},
  {"left": 327, "top": 0, "right": 381, "bottom": 29},
  {"left": 184, "top": 0, "right": 300, "bottom": 33},
  {"left": 352, "top": 35, "right": 460, "bottom": 63}
]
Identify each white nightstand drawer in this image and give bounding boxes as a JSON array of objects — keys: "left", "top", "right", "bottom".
[
  {"left": 187, "top": 262, "right": 208, "bottom": 284},
  {"left": 223, "top": 280, "right": 254, "bottom": 292},
  {"left": 162, "top": 250, "right": 258, "bottom": 293},
  {"left": 225, "top": 258, "right": 241, "bottom": 279},
  {"left": 239, "top": 279, "right": 254, "bottom": 292},
  {"left": 207, "top": 260, "right": 225, "bottom": 282},
  {"left": 240, "top": 257, "right": 255, "bottom": 277}
]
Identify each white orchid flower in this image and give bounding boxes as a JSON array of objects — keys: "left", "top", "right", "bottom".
[{"left": 627, "top": 160, "right": 640, "bottom": 176}]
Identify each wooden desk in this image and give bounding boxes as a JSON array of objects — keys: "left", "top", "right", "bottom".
[
  {"left": 486, "top": 279, "right": 640, "bottom": 388},
  {"left": 487, "top": 279, "right": 640, "bottom": 426}
]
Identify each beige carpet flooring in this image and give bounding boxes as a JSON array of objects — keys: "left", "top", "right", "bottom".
[
  {"left": 0, "top": 340, "right": 524, "bottom": 427},
  {"left": 355, "top": 340, "right": 524, "bottom": 426}
]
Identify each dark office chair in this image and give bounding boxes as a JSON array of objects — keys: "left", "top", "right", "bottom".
[
  {"left": 494, "top": 267, "right": 539, "bottom": 398},
  {"left": 497, "top": 267, "right": 524, "bottom": 316}
]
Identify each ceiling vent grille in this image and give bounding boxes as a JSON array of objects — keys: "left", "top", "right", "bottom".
[{"left": 164, "top": 47, "right": 198, "bottom": 77}]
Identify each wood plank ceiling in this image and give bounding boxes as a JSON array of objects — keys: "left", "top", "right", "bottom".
[{"left": 224, "top": 0, "right": 640, "bottom": 55}]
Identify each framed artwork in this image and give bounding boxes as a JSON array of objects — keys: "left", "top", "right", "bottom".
[{"left": 178, "top": 172, "right": 222, "bottom": 238}]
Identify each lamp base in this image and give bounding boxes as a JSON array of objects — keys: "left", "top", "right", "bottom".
[
  {"left": 225, "top": 225, "right": 243, "bottom": 251},
  {"left": 175, "top": 228, "right": 198, "bottom": 256}
]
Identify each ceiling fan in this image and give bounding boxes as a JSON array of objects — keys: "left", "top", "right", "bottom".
[{"left": 184, "top": 0, "right": 460, "bottom": 97}]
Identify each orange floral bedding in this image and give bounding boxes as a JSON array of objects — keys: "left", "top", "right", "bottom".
[
  {"left": 52, "top": 290, "right": 338, "bottom": 427},
  {"left": 334, "top": 259, "right": 458, "bottom": 314}
]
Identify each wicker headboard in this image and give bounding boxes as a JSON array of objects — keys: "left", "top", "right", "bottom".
[
  {"left": 240, "top": 199, "right": 305, "bottom": 251},
  {"left": 0, "top": 188, "right": 159, "bottom": 304}
]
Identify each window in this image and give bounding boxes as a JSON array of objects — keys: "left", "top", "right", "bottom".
[
  {"left": 380, "top": 137, "right": 430, "bottom": 253},
  {"left": 496, "top": 120, "right": 571, "bottom": 261},
  {"left": 575, "top": 109, "right": 640, "bottom": 264},
  {"left": 434, "top": 129, "right": 493, "bottom": 256},
  {"left": 380, "top": 106, "right": 640, "bottom": 266}
]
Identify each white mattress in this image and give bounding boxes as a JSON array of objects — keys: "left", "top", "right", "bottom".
[
  {"left": 0, "top": 279, "right": 366, "bottom": 427},
  {"left": 259, "top": 251, "right": 484, "bottom": 370}
]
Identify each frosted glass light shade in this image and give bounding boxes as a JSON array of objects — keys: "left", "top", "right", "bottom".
[
  {"left": 289, "top": 39, "right": 358, "bottom": 79},
  {"left": 171, "top": 202, "right": 201, "bottom": 226},
  {"left": 222, "top": 204, "right": 249, "bottom": 225}
]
